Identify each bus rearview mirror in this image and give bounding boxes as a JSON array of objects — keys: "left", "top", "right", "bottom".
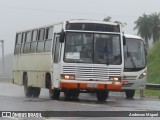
[
  {"left": 123, "top": 36, "right": 126, "bottom": 45},
  {"left": 59, "top": 30, "right": 65, "bottom": 43}
]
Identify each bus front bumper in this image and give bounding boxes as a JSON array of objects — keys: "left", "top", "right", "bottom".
[{"left": 60, "top": 80, "right": 122, "bottom": 91}]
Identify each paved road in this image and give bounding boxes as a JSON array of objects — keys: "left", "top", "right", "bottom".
[{"left": 0, "top": 82, "right": 160, "bottom": 120}]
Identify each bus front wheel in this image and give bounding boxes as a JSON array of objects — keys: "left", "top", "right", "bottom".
[
  {"left": 32, "top": 87, "right": 41, "bottom": 97},
  {"left": 125, "top": 90, "right": 135, "bottom": 98},
  {"left": 49, "top": 86, "right": 60, "bottom": 100},
  {"left": 96, "top": 90, "right": 108, "bottom": 102},
  {"left": 64, "top": 89, "right": 80, "bottom": 100}
]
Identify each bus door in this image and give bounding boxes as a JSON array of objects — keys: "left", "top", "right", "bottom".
[{"left": 52, "top": 34, "right": 61, "bottom": 88}]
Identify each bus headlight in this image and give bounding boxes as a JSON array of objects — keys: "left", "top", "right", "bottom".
[
  {"left": 109, "top": 76, "right": 121, "bottom": 82},
  {"left": 138, "top": 71, "right": 147, "bottom": 79},
  {"left": 61, "top": 74, "right": 75, "bottom": 80}
]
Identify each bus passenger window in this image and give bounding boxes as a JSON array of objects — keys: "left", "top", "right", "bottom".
[
  {"left": 38, "top": 28, "right": 45, "bottom": 41},
  {"left": 16, "top": 33, "right": 22, "bottom": 44},
  {"left": 45, "top": 27, "right": 53, "bottom": 52},
  {"left": 23, "top": 31, "right": 32, "bottom": 54},
  {"left": 37, "top": 28, "right": 45, "bottom": 53},
  {"left": 30, "top": 30, "right": 38, "bottom": 53},
  {"left": 45, "top": 27, "right": 53, "bottom": 40},
  {"left": 14, "top": 33, "right": 22, "bottom": 54}
]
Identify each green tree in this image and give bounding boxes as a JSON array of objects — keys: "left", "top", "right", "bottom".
[
  {"left": 134, "top": 14, "right": 152, "bottom": 48},
  {"left": 150, "top": 12, "right": 160, "bottom": 42}
]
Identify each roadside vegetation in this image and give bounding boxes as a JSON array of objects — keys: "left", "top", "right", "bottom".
[
  {"left": 147, "top": 39, "right": 160, "bottom": 84},
  {"left": 142, "top": 39, "right": 160, "bottom": 97}
]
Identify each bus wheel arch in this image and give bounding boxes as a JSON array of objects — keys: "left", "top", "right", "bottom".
[
  {"left": 23, "top": 72, "right": 41, "bottom": 98},
  {"left": 23, "top": 72, "right": 32, "bottom": 97},
  {"left": 45, "top": 73, "right": 60, "bottom": 100},
  {"left": 23, "top": 72, "right": 27, "bottom": 85},
  {"left": 45, "top": 73, "right": 51, "bottom": 89}
]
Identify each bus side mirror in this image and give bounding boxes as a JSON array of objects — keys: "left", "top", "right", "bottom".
[
  {"left": 145, "top": 49, "right": 147, "bottom": 56},
  {"left": 59, "top": 30, "right": 65, "bottom": 43},
  {"left": 123, "top": 36, "right": 126, "bottom": 45},
  {"left": 144, "top": 43, "right": 148, "bottom": 56},
  {"left": 145, "top": 45, "right": 148, "bottom": 56}
]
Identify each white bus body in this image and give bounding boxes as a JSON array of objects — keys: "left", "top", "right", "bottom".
[
  {"left": 123, "top": 34, "right": 147, "bottom": 98},
  {"left": 13, "top": 20, "right": 124, "bottom": 101}
]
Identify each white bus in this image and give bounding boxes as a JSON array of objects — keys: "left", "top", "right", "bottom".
[
  {"left": 13, "top": 20, "right": 124, "bottom": 101},
  {"left": 122, "top": 34, "right": 147, "bottom": 98}
]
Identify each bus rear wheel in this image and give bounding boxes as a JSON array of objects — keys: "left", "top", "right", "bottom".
[
  {"left": 125, "top": 90, "right": 135, "bottom": 98},
  {"left": 96, "top": 90, "right": 108, "bottom": 102},
  {"left": 32, "top": 87, "right": 41, "bottom": 97},
  {"left": 24, "top": 86, "right": 33, "bottom": 97},
  {"left": 23, "top": 74, "right": 41, "bottom": 97},
  {"left": 23, "top": 74, "right": 32, "bottom": 97}
]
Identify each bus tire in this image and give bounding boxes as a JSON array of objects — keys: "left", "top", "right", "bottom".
[
  {"left": 23, "top": 73, "right": 32, "bottom": 97},
  {"left": 96, "top": 90, "right": 108, "bottom": 102},
  {"left": 54, "top": 89, "right": 60, "bottom": 100},
  {"left": 32, "top": 87, "right": 41, "bottom": 98},
  {"left": 64, "top": 90, "right": 72, "bottom": 100},
  {"left": 49, "top": 84, "right": 60, "bottom": 100},
  {"left": 64, "top": 89, "right": 80, "bottom": 100},
  {"left": 71, "top": 90, "right": 80, "bottom": 99},
  {"left": 125, "top": 90, "right": 135, "bottom": 98}
]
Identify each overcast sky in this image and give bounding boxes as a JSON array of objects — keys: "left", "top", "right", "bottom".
[{"left": 0, "top": 0, "right": 160, "bottom": 56}]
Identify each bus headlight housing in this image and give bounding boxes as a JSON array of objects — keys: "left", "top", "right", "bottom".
[
  {"left": 61, "top": 74, "right": 75, "bottom": 80},
  {"left": 138, "top": 71, "right": 147, "bottom": 79},
  {"left": 109, "top": 76, "right": 121, "bottom": 82}
]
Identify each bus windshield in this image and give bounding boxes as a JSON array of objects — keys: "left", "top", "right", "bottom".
[
  {"left": 124, "top": 38, "right": 146, "bottom": 70},
  {"left": 64, "top": 32, "right": 121, "bottom": 65}
]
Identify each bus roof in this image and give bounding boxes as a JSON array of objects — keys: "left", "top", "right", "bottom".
[
  {"left": 16, "top": 19, "right": 120, "bottom": 33},
  {"left": 124, "top": 34, "right": 143, "bottom": 40},
  {"left": 67, "top": 19, "right": 120, "bottom": 26}
]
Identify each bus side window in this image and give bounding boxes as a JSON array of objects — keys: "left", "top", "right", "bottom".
[
  {"left": 30, "top": 30, "right": 38, "bottom": 53},
  {"left": 37, "top": 28, "right": 45, "bottom": 53},
  {"left": 44, "top": 27, "right": 53, "bottom": 52},
  {"left": 21, "top": 32, "right": 26, "bottom": 54},
  {"left": 14, "top": 33, "right": 22, "bottom": 54},
  {"left": 23, "top": 31, "right": 32, "bottom": 54},
  {"left": 54, "top": 36, "right": 60, "bottom": 63}
]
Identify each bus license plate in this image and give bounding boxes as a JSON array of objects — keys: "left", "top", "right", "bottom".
[{"left": 87, "top": 83, "right": 98, "bottom": 88}]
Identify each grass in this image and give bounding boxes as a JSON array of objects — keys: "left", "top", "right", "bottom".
[
  {"left": 147, "top": 39, "right": 160, "bottom": 84},
  {"left": 136, "top": 90, "right": 160, "bottom": 97},
  {"left": 144, "top": 90, "right": 160, "bottom": 96}
]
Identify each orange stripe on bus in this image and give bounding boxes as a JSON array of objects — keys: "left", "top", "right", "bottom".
[
  {"left": 60, "top": 82, "right": 78, "bottom": 89},
  {"left": 107, "top": 84, "right": 122, "bottom": 91}
]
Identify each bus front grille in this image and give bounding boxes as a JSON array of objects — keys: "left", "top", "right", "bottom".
[
  {"left": 62, "top": 65, "right": 122, "bottom": 81},
  {"left": 123, "top": 76, "right": 137, "bottom": 81}
]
